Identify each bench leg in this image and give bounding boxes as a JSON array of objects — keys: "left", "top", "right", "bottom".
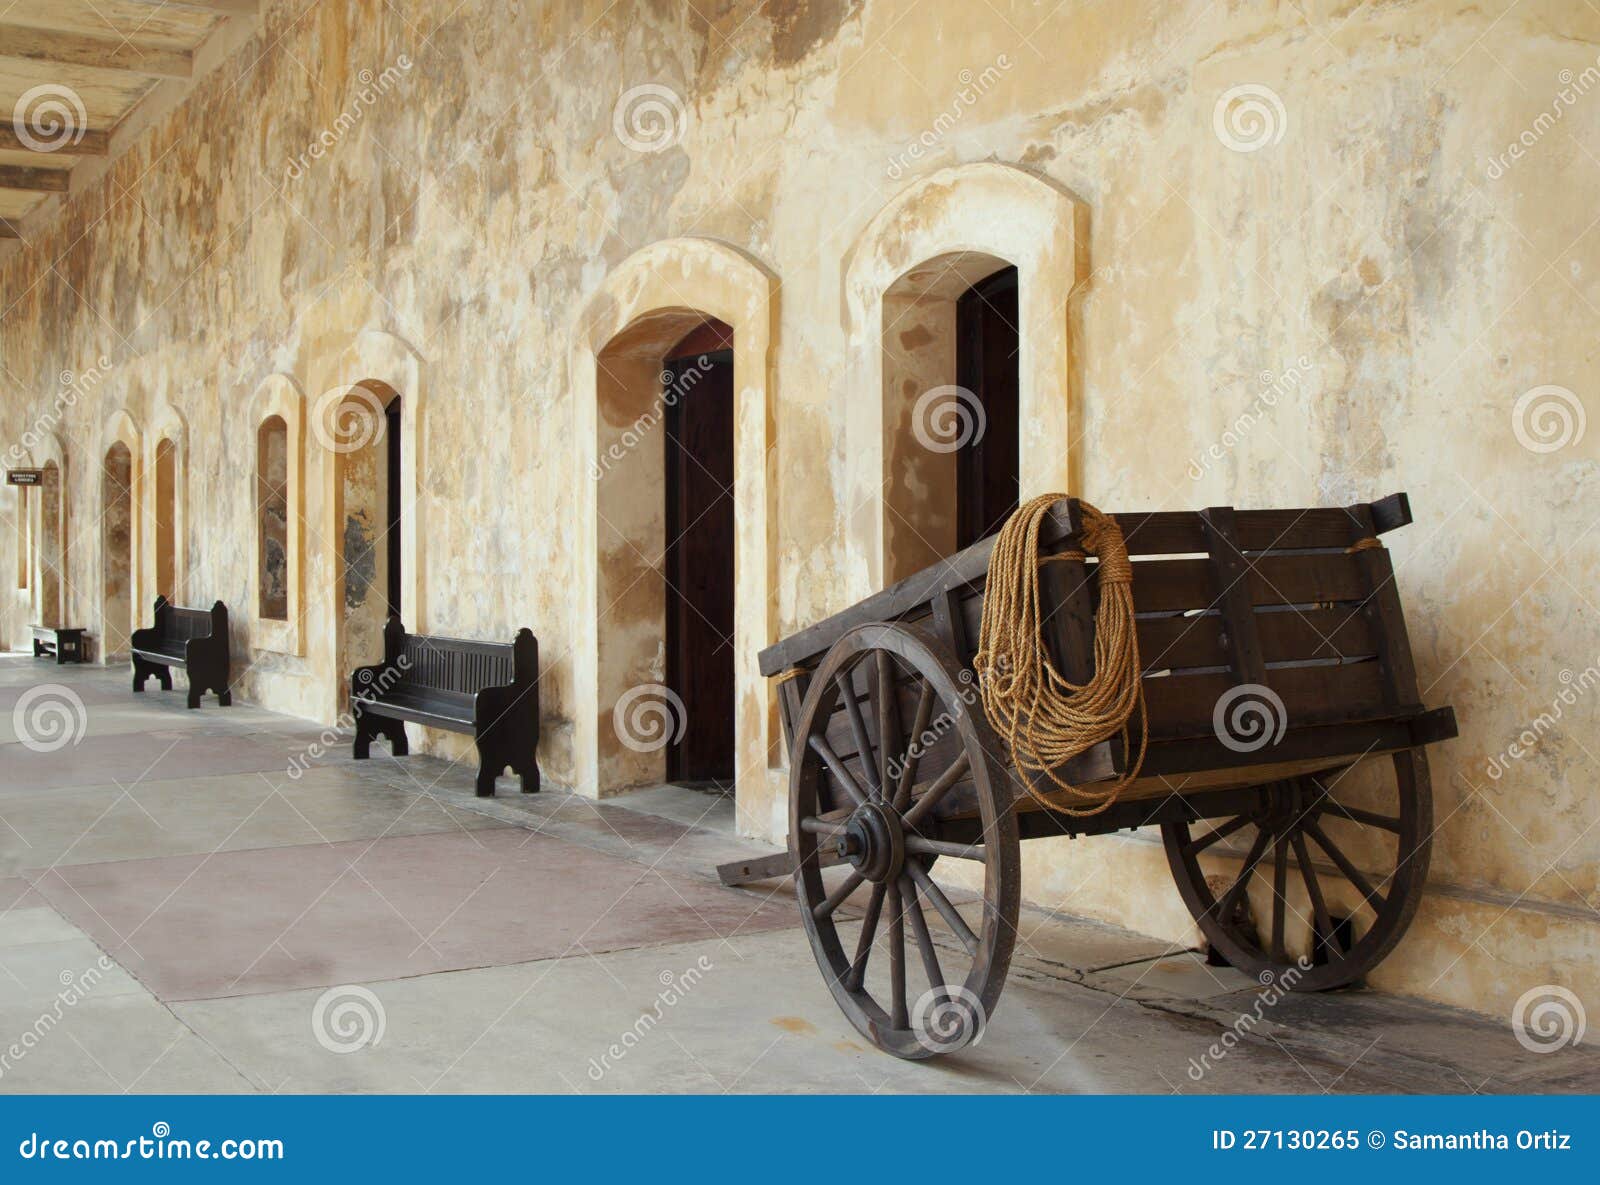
[
  {"left": 186, "top": 688, "right": 202, "bottom": 710},
  {"left": 385, "top": 718, "right": 409, "bottom": 757},
  {"left": 519, "top": 764, "right": 540, "bottom": 794},
  {"left": 352, "top": 709, "right": 373, "bottom": 760},
  {"left": 159, "top": 668, "right": 173, "bottom": 691},
  {"left": 217, "top": 688, "right": 233, "bottom": 707},
  {"left": 475, "top": 764, "right": 501, "bottom": 798}
]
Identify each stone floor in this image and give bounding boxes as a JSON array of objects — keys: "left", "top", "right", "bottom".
[{"left": 1, "top": 656, "right": 1596, "bottom": 1094}]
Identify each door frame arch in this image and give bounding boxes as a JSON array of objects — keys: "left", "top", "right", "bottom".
[{"left": 571, "top": 237, "right": 780, "bottom": 831}]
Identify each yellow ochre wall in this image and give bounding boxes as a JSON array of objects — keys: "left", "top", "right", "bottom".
[{"left": 0, "top": 0, "right": 1595, "bottom": 1032}]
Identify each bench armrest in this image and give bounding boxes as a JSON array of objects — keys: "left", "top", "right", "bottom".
[
  {"left": 130, "top": 626, "right": 161, "bottom": 650},
  {"left": 474, "top": 683, "right": 538, "bottom": 737},
  {"left": 350, "top": 663, "right": 394, "bottom": 705}
]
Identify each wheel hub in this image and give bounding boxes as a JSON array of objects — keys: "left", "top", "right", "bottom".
[{"left": 834, "top": 801, "right": 904, "bottom": 884}]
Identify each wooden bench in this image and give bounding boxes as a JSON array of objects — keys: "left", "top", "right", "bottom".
[
  {"left": 31, "top": 625, "right": 87, "bottom": 665},
  {"left": 130, "top": 597, "right": 232, "bottom": 709},
  {"left": 351, "top": 616, "right": 541, "bottom": 797}
]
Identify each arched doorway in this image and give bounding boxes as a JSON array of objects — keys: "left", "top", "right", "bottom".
[
  {"left": 593, "top": 312, "right": 737, "bottom": 791},
  {"left": 842, "top": 163, "right": 1086, "bottom": 595},
  {"left": 880, "top": 251, "right": 1021, "bottom": 581},
  {"left": 330, "top": 381, "right": 402, "bottom": 705},
  {"left": 34, "top": 460, "right": 63, "bottom": 627},
  {"left": 101, "top": 443, "right": 135, "bottom": 659},
  {"left": 662, "top": 320, "right": 735, "bottom": 786}
]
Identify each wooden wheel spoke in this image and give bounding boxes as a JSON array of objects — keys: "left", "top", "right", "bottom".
[
  {"left": 836, "top": 670, "right": 882, "bottom": 799},
  {"left": 844, "top": 883, "right": 887, "bottom": 991},
  {"left": 1184, "top": 813, "right": 1250, "bottom": 857},
  {"left": 891, "top": 681, "right": 937, "bottom": 811},
  {"left": 904, "top": 835, "right": 986, "bottom": 862},
  {"left": 807, "top": 735, "right": 870, "bottom": 809},
  {"left": 812, "top": 870, "right": 865, "bottom": 920},
  {"left": 1318, "top": 803, "right": 1402, "bottom": 833},
  {"left": 1304, "top": 820, "right": 1384, "bottom": 908},
  {"left": 901, "top": 875, "right": 945, "bottom": 996},
  {"left": 901, "top": 751, "right": 972, "bottom": 829},
  {"left": 1270, "top": 833, "right": 1289, "bottom": 963},
  {"left": 888, "top": 882, "right": 908, "bottom": 1030},
  {"left": 874, "top": 651, "right": 902, "bottom": 796},
  {"left": 798, "top": 816, "right": 844, "bottom": 836},
  {"left": 1216, "top": 829, "right": 1271, "bottom": 919},
  {"left": 1292, "top": 831, "right": 1340, "bottom": 961},
  {"left": 907, "top": 861, "right": 978, "bottom": 956}
]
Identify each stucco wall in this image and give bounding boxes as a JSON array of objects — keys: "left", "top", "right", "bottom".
[{"left": 1, "top": 0, "right": 1595, "bottom": 1030}]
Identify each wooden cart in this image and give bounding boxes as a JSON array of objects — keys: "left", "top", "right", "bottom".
[{"left": 719, "top": 493, "right": 1456, "bottom": 1058}]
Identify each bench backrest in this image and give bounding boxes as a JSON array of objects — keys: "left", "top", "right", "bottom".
[
  {"left": 381, "top": 617, "right": 536, "bottom": 694},
  {"left": 152, "top": 596, "right": 226, "bottom": 642}
]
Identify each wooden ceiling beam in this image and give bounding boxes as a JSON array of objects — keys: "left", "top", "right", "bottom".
[
  {"left": 0, "top": 24, "right": 193, "bottom": 80},
  {"left": 0, "top": 220, "right": 21, "bottom": 240},
  {"left": 0, "top": 124, "right": 112, "bottom": 156},
  {"left": 120, "top": 0, "right": 259, "bottom": 15},
  {"left": 0, "top": 165, "right": 71, "bottom": 193}
]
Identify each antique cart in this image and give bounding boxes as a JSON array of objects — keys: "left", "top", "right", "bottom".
[{"left": 720, "top": 493, "right": 1456, "bottom": 1058}]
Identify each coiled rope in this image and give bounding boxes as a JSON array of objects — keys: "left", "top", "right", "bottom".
[{"left": 974, "top": 495, "right": 1147, "bottom": 816}]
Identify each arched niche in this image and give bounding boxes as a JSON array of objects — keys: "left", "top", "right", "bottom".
[
  {"left": 148, "top": 399, "right": 188, "bottom": 602},
  {"left": 250, "top": 375, "right": 306, "bottom": 656},
  {"left": 99, "top": 409, "right": 143, "bottom": 661}
]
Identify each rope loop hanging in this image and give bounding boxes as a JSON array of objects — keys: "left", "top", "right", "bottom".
[{"left": 973, "top": 494, "right": 1147, "bottom": 816}]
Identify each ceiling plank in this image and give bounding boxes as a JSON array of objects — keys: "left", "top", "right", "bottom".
[
  {"left": 0, "top": 165, "right": 71, "bottom": 193},
  {"left": 0, "top": 124, "right": 112, "bottom": 156},
  {"left": 0, "top": 219, "right": 20, "bottom": 239},
  {"left": 0, "top": 24, "right": 193, "bottom": 80},
  {"left": 120, "top": 0, "right": 259, "bottom": 15}
]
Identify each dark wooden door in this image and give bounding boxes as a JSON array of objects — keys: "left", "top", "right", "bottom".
[
  {"left": 955, "top": 266, "right": 1020, "bottom": 550},
  {"left": 663, "top": 338, "right": 736, "bottom": 785}
]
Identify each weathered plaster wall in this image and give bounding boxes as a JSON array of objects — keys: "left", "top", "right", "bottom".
[{"left": 0, "top": 0, "right": 1595, "bottom": 1029}]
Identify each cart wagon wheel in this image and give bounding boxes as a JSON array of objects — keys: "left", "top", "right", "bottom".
[
  {"left": 789, "top": 621, "right": 1020, "bottom": 1059},
  {"left": 1161, "top": 749, "right": 1433, "bottom": 991}
]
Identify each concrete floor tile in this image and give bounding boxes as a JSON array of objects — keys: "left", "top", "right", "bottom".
[
  {"left": 0, "top": 939, "right": 146, "bottom": 1007},
  {"left": 32, "top": 828, "right": 798, "bottom": 1002},
  {"left": 0, "top": 906, "right": 80, "bottom": 947},
  {"left": 0, "top": 766, "right": 506, "bottom": 875},
  {"left": 172, "top": 928, "right": 1403, "bottom": 1095},
  {"left": 0, "top": 994, "right": 253, "bottom": 1094}
]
